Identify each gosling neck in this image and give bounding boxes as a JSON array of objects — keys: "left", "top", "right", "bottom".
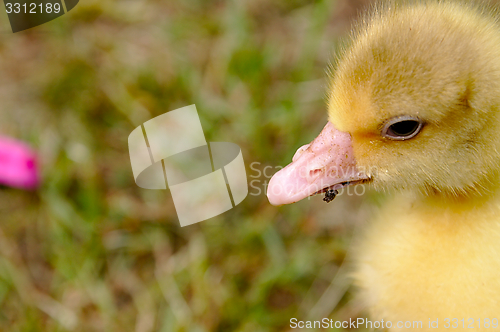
[{"left": 417, "top": 168, "right": 500, "bottom": 212}]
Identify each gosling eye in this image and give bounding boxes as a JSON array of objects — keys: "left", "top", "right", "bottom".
[{"left": 382, "top": 116, "right": 424, "bottom": 140}]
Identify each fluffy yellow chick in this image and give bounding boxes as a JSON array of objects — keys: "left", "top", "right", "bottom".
[{"left": 268, "top": 1, "right": 500, "bottom": 330}]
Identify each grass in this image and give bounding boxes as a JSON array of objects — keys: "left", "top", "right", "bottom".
[{"left": 0, "top": 0, "right": 376, "bottom": 331}]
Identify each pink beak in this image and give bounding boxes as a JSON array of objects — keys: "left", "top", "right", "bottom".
[
  {"left": 0, "top": 136, "right": 39, "bottom": 190},
  {"left": 267, "top": 122, "right": 369, "bottom": 205}
]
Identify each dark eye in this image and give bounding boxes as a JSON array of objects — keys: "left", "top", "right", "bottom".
[{"left": 382, "top": 116, "right": 423, "bottom": 140}]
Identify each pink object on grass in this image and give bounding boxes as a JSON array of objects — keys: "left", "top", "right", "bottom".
[{"left": 0, "top": 136, "right": 39, "bottom": 190}]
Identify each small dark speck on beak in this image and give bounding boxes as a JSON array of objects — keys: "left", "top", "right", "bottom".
[{"left": 323, "top": 189, "right": 339, "bottom": 203}]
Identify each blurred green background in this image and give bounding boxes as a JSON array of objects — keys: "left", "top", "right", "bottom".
[{"left": 0, "top": 0, "right": 377, "bottom": 331}]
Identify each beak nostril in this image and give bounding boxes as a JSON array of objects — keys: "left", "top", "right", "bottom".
[{"left": 307, "top": 169, "right": 323, "bottom": 183}]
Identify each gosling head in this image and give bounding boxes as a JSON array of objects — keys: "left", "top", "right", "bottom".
[{"left": 267, "top": 2, "right": 500, "bottom": 205}]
